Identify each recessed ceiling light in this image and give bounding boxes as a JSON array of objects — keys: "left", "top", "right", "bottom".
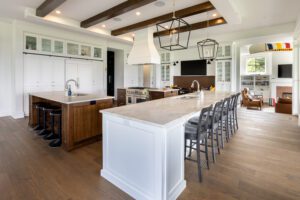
[
  {"left": 132, "top": 33, "right": 135, "bottom": 37},
  {"left": 165, "top": 26, "right": 168, "bottom": 29},
  {"left": 154, "top": 1, "right": 165, "bottom": 7},
  {"left": 102, "top": 24, "right": 106, "bottom": 28},
  {"left": 212, "top": 13, "right": 217, "bottom": 17},
  {"left": 55, "top": 10, "right": 61, "bottom": 14},
  {"left": 136, "top": 11, "right": 141, "bottom": 16}
]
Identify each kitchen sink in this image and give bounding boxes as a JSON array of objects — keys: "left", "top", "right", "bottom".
[{"left": 69, "top": 93, "right": 88, "bottom": 97}]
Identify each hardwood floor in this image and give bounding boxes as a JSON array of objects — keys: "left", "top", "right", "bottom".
[{"left": 0, "top": 109, "right": 299, "bottom": 200}]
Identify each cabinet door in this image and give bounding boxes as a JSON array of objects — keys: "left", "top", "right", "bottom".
[
  {"left": 39, "top": 56, "right": 53, "bottom": 90},
  {"left": 52, "top": 58, "right": 65, "bottom": 91},
  {"left": 165, "top": 52, "right": 170, "bottom": 62},
  {"left": 93, "top": 47, "right": 102, "bottom": 59},
  {"left": 67, "top": 42, "right": 79, "bottom": 56},
  {"left": 65, "top": 60, "right": 79, "bottom": 91},
  {"left": 77, "top": 62, "right": 94, "bottom": 93},
  {"left": 161, "top": 65, "right": 165, "bottom": 81},
  {"left": 92, "top": 61, "right": 104, "bottom": 92},
  {"left": 224, "top": 61, "right": 231, "bottom": 82},
  {"left": 24, "top": 34, "right": 38, "bottom": 52},
  {"left": 53, "top": 40, "right": 64, "bottom": 54},
  {"left": 160, "top": 53, "right": 165, "bottom": 63},
  {"left": 24, "top": 54, "right": 40, "bottom": 87},
  {"left": 41, "top": 37, "right": 52, "bottom": 53},
  {"left": 217, "top": 46, "right": 223, "bottom": 58},
  {"left": 165, "top": 64, "right": 170, "bottom": 81},
  {"left": 80, "top": 45, "right": 92, "bottom": 57},
  {"left": 216, "top": 61, "right": 223, "bottom": 82},
  {"left": 224, "top": 45, "right": 231, "bottom": 57}
]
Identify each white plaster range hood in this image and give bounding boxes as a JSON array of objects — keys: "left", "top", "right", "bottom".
[{"left": 127, "top": 28, "right": 161, "bottom": 65}]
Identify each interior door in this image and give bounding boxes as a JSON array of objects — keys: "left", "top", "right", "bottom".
[{"left": 107, "top": 51, "right": 115, "bottom": 96}]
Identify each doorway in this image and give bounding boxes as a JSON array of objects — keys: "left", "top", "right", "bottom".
[{"left": 107, "top": 51, "right": 115, "bottom": 96}]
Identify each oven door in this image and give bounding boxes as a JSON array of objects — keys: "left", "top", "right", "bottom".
[
  {"left": 126, "top": 95, "right": 136, "bottom": 104},
  {"left": 135, "top": 96, "right": 148, "bottom": 104}
]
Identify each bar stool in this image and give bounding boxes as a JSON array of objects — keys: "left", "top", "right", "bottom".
[
  {"left": 188, "top": 101, "right": 223, "bottom": 163},
  {"left": 184, "top": 105, "right": 212, "bottom": 182},
  {"left": 221, "top": 97, "right": 231, "bottom": 142},
  {"left": 233, "top": 93, "right": 241, "bottom": 131},
  {"left": 38, "top": 106, "right": 59, "bottom": 136},
  {"left": 43, "top": 108, "right": 61, "bottom": 140},
  {"left": 33, "top": 102, "right": 48, "bottom": 131},
  {"left": 49, "top": 110, "right": 62, "bottom": 148}
]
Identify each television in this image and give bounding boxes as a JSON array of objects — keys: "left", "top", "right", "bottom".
[
  {"left": 278, "top": 64, "right": 292, "bottom": 78},
  {"left": 181, "top": 60, "right": 207, "bottom": 75}
]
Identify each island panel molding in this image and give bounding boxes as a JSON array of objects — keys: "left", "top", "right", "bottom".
[
  {"left": 80, "top": 0, "right": 157, "bottom": 28},
  {"left": 111, "top": 1, "right": 215, "bottom": 36}
]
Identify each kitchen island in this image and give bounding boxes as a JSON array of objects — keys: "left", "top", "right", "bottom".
[
  {"left": 29, "top": 91, "right": 113, "bottom": 151},
  {"left": 100, "top": 91, "right": 232, "bottom": 200}
]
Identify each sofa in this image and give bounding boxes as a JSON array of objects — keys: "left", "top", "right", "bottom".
[
  {"left": 275, "top": 98, "right": 292, "bottom": 114},
  {"left": 241, "top": 88, "right": 263, "bottom": 110}
]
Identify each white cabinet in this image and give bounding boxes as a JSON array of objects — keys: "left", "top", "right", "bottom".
[
  {"left": 93, "top": 46, "right": 103, "bottom": 60},
  {"left": 24, "top": 34, "right": 38, "bottom": 52},
  {"left": 65, "top": 59, "right": 104, "bottom": 94},
  {"left": 217, "top": 44, "right": 232, "bottom": 59},
  {"left": 23, "top": 54, "right": 65, "bottom": 115},
  {"left": 216, "top": 60, "right": 231, "bottom": 92}
]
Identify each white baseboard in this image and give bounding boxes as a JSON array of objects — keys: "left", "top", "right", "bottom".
[
  {"left": 0, "top": 112, "right": 10, "bottom": 118},
  {"left": 11, "top": 112, "right": 25, "bottom": 119}
]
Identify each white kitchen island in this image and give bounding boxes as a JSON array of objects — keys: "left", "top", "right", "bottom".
[{"left": 100, "top": 91, "right": 232, "bottom": 200}]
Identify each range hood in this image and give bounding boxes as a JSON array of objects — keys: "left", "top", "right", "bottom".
[{"left": 127, "top": 28, "right": 161, "bottom": 65}]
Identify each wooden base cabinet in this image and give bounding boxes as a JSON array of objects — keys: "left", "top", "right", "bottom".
[
  {"left": 29, "top": 95, "right": 113, "bottom": 151},
  {"left": 149, "top": 90, "right": 178, "bottom": 100}
]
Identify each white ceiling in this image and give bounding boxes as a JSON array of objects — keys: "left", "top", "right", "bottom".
[{"left": 1, "top": 0, "right": 300, "bottom": 41}]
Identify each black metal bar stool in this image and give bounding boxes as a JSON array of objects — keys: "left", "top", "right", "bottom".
[
  {"left": 33, "top": 102, "right": 48, "bottom": 131},
  {"left": 38, "top": 106, "right": 59, "bottom": 136},
  {"left": 49, "top": 110, "right": 62, "bottom": 148}
]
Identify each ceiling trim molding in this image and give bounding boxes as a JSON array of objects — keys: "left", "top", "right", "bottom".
[
  {"left": 80, "top": 0, "right": 156, "bottom": 28},
  {"left": 153, "top": 17, "right": 226, "bottom": 37},
  {"left": 209, "top": 0, "right": 241, "bottom": 24},
  {"left": 111, "top": 1, "right": 215, "bottom": 36},
  {"left": 36, "top": 0, "right": 66, "bottom": 17}
]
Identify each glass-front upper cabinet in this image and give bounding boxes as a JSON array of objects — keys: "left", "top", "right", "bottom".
[
  {"left": 41, "top": 38, "right": 52, "bottom": 53},
  {"left": 53, "top": 40, "right": 64, "bottom": 54},
  {"left": 25, "top": 34, "right": 38, "bottom": 52},
  {"left": 81, "top": 45, "right": 91, "bottom": 57},
  {"left": 93, "top": 47, "right": 103, "bottom": 60},
  {"left": 67, "top": 42, "right": 79, "bottom": 56}
]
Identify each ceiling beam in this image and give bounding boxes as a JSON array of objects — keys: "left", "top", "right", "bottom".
[
  {"left": 36, "top": 0, "right": 66, "bottom": 17},
  {"left": 81, "top": 0, "right": 157, "bottom": 28},
  {"left": 111, "top": 1, "right": 215, "bottom": 36},
  {"left": 153, "top": 17, "right": 227, "bottom": 37}
]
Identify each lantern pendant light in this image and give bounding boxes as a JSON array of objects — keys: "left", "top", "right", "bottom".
[
  {"left": 197, "top": 12, "right": 219, "bottom": 63},
  {"left": 156, "top": 0, "right": 191, "bottom": 51}
]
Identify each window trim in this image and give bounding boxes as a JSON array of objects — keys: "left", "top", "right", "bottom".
[{"left": 246, "top": 56, "right": 267, "bottom": 74}]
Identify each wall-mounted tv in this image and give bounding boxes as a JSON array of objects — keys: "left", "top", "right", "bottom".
[
  {"left": 181, "top": 60, "right": 207, "bottom": 75},
  {"left": 278, "top": 64, "right": 292, "bottom": 78}
]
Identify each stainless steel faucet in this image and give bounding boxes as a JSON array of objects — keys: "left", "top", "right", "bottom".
[
  {"left": 65, "top": 79, "right": 79, "bottom": 90},
  {"left": 191, "top": 80, "right": 200, "bottom": 93}
]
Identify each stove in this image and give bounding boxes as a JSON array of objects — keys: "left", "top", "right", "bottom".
[{"left": 126, "top": 87, "right": 150, "bottom": 104}]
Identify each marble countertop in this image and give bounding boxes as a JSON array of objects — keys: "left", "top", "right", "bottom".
[
  {"left": 30, "top": 91, "right": 114, "bottom": 104},
  {"left": 102, "top": 91, "right": 233, "bottom": 127},
  {"left": 148, "top": 88, "right": 179, "bottom": 92}
]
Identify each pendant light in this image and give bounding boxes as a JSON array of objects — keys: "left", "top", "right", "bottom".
[
  {"left": 197, "top": 12, "right": 219, "bottom": 63},
  {"left": 156, "top": 0, "right": 191, "bottom": 51}
]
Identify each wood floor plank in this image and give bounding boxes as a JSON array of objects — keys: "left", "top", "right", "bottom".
[{"left": 0, "top": 109, "right": 299, "bottom": 200}]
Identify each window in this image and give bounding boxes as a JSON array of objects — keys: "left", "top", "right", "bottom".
[{"left": 246, "top": 57, "right": 266, "bottom": 74}]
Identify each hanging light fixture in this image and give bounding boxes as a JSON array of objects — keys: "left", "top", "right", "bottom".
[
  {"left": 197, "top": 12, "right": 219, "bottom": 64},
  {"left": 156, "top": 0, "right": 191, "bottom": 51}
]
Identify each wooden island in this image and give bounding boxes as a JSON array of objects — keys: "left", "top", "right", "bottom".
[{"left": 28, "top": 91, "right": 113, "bottom": 151}]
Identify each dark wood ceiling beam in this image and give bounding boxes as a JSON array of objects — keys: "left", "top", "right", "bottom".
[
  {"left": 111, "top": 1, "right": 215, "bottom": 36},
  {"left": 81, "top": 0, "right": 157, "bottom": 28},
  {"left": 153, "top": 17, "right": 226, "bottom": 37},
  {"left": 36, "top": 0, "right": 66, "bottom": 17}
]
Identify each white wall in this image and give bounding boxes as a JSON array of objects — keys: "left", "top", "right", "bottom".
[{"left": 0, "top": 20, "right": 12, "bottom": 117}]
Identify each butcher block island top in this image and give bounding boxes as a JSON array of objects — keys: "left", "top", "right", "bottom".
[
  {"left": 102, "top": 91, "right": 232, "bottom": 127},
  {"left": 29, "top": 91, "right": 114, "bottom": 151},
  {"left": 30, "top": 91, "right": 114, "bottom": 104}
]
